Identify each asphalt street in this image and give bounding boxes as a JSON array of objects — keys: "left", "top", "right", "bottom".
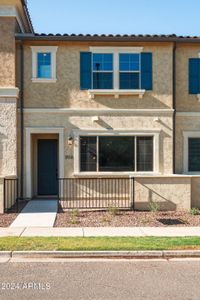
[{"left": 0, "top": 259, "right": 200, "bottom": 300}]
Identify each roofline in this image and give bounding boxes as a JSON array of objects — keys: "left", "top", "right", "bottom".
[
  {"left": 15, "top": 33, "right": 200, "bottom": 43},
  {"left": 21, "top": 0, "right": 34, "bottom": 33}
]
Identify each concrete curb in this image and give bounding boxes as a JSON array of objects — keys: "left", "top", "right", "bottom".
[
  {"left": 3, "top": 250, "right": 200, "bottom": 259},
  {"left": 0, "top": 251, "right": 12, "bottom": 258},
  {"left": 11, "top": 250, "right": 163, "bottom": 258}
]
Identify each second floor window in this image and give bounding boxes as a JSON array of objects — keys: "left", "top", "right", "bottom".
[
  {"left": 37, "top": 52, "right": 51, "bottom": 79},
  {"left": 80, "top": 49, "right": 152, "bottom": 91},
  {"left": 119, "top": 54, "right": 140, "bottom": 89},
  {"left": 92, "top": 54, "right": 113, "bottom": 89},
  {"left": 31, "top": 46, "right": 58, "bottom": 83}
]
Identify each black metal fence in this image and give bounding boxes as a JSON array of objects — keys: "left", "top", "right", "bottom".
[
  {"left": 58, "top": 177, "right": 134, "bottom": 210},
  {"left": 4, "top": 178, "right": 19, "bottom": 212}
]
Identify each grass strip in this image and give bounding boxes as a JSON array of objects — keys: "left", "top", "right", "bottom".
[{"left": 0, "top": 237, "right": 200, "bottom": 251}]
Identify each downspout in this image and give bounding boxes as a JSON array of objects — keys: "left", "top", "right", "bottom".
[
  {"left": 172, "top": 42, "right": 176, "bottom": 174},
  {"left": 20, "top": 43, "right": 24, "bottom": 199}
]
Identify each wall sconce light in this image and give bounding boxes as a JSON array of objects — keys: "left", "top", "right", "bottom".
[{"left": 68, "top": 136, "right": 73, "bottom": 146}]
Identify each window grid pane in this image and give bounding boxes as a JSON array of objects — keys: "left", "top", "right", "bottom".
[
  {"left": 93, "top": 54, "right": 113, "bottom": 71},
  {"left": 136, "top": 137, "right": 153, "bottom": 171},
  {"left": 99, "top": 136, "right": 135, "bottom": 172},
  {"left": 120, "top": 73, "right": 140, "bottom": 89},
  {"left": 119, "top": 54, "right": 140, "bottom": 71},
  {"left": 188, "top": 138, "right": 200, "bottom": 171},
  {"left": 80, "top": 137, "right": 97, "bottom": 172},
  {"left": 93, "top": 73, "right": 113, "bottom": 89},
  {"left": 37, "top": 52, "right": 51, "bottom": 78}
]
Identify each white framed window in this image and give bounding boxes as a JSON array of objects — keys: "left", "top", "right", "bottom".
[
  {"left": 89, "top": 47, "right": 145, "bottom": 99},
  {"left": 183, "top": 131, "right": 200, "bottom": 174},
  {"left": 31, "top": 46, "right": 58, "bottom": 83},
  {"left": 92, "top": 53, "right": 113, "bottom": 89},
  {"left": 73, "top": 130, "right": 160, "bottom": 175}
]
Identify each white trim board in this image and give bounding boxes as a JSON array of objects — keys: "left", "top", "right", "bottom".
[
  {"left": 25, "top": 127, "right": 64, "bottom": 198},
  {"left": 31, "top": 46, "right": 58, "bottom": 83},
  {"left": 89, "top": 47, "right": 144, "bottom": 53},
  {"left": 88, "top": 89, "right": 145, "bottom": 99},
  {"left": 0, "top": 5, "right": 25, "bottom": 33},
  {"left": 21, "top": 108, "right": 174, "bottom": 116}
]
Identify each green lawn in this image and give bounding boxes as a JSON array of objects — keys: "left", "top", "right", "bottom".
[{"left": 0, "top": 237, "right": 200, "bottom": 251}]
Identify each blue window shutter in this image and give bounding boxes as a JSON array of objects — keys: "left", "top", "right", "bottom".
[
  {"left": 189, "top": 58, "right": 200, "bottom": 94},
  {"left": 141, "top": 53, "right": 152, "bottom": 90},
  {"left": 80, "top": 52, "right": 92, "bottom": 90}
]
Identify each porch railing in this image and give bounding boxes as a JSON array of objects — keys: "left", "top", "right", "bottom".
[
  {"left": 58, "top": 177, "right": 134, "bottom": 210},
  {"left": 4, "top": 178, "right": 19, "bottom": 213}
]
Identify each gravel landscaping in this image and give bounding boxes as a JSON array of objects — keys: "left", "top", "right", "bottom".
[
  {"left": 55, "top": 209, "right": 200, "bottom": 227},
  {"left": 0, "top": 201, "right": 28, "bottom": 227},
  {"left": 0, "top": 213, "right": 18, "bottom": 227},
  {"left": 1, "top": 204, "right": 200, "bottom": 228}
]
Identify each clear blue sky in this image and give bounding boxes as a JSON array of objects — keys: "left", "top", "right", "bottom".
[{"left": 28, "top": 0, "right": 200, "bottom": 36}]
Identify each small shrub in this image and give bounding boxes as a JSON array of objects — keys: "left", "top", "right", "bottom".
[
  {"left": 70, "top": 216, "right": 79, "bottom": 225},
  {"left": 71, "top": 209, "right": 80, "bottom": 218},
  {"left": 101, "top": 214, "right": 112, "bottom": 223},
  {"left": 148, "top": 201, "right": 160, "bottom": 213},
  {"left": 69, "top": 209, "right": 80, "bottom": 224},
  {"left": 107, "top": 205, "right": 119, "bottom": 216},
  {"left": 141, "top": 217, "right": 150, "bottom": 225},
  {"left": 190, "top": 207, "right": 199, "bottom": 216}
]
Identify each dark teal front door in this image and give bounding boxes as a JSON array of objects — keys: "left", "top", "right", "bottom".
[{"left": 38, "top": 139, "right": 58, "bottom": 195}]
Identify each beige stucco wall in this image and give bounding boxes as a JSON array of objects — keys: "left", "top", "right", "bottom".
[
  {"left": 191, "top": 177, "right": 200, "bottom": 208},
  {"left": 22, "top": 111, "right": 173, "bottom": 191},
  {"left": 0, "top": 99, "right": 17, "bottom": 176},
  {"left": 135, "top": 176, "right": 191, "bottom": 211},
  {"left": 176, "top": 44, "right": 200, "bottom": 112},
  {"left": 23, "top": 42, "right": 173, "bottom": 109},
  {"left": 0, "top": 17, "right": 16, "bottom": 87}
]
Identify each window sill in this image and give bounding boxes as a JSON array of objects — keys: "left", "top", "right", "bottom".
[
  {"left": 88, "top": 89, "right": 145, "bottom": 99},
  {"left": 184, "top": 171, "right": 200, "bottom": 175},
  {"left": 31, "top": 78, "right": 57, "bottom": 83},
  {"left": 73, "top": 172, "right": 160, "bottom": 177}
]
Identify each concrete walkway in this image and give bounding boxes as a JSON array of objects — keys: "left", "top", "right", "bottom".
[
  {"left": 2, "top": 226, "right": 200, "bottom": 237},
  {"left": 10, "top": 200, "right": 58, "bottom": 228}
]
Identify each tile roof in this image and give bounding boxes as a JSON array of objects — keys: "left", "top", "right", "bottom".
[{"left": 15, "top": 33, "right": 200, "bottom": 42}]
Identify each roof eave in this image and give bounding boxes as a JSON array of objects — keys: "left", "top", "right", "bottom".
[{"left": 15, "top": 34, "right": 200, "bottom": 43}]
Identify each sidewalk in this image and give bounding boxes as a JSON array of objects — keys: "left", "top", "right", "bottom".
[
  {"left": 1, "top": 226, "right": 200, "bottom": 237},
  {"left": 10, "top": 199, "right": 57, "bottom": 228}
]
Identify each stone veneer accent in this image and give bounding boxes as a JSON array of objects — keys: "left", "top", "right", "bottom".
[{"left": 0, "top": 97, "right": 17, "bottom": 176}]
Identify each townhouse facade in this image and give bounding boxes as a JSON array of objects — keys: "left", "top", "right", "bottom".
[{"left": 0, "top": 0, "right": 200, "bottom": 212}]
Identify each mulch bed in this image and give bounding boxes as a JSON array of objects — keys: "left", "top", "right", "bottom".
[{"left": 55, "top": 210, "right": 200, "bottom": 227}]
